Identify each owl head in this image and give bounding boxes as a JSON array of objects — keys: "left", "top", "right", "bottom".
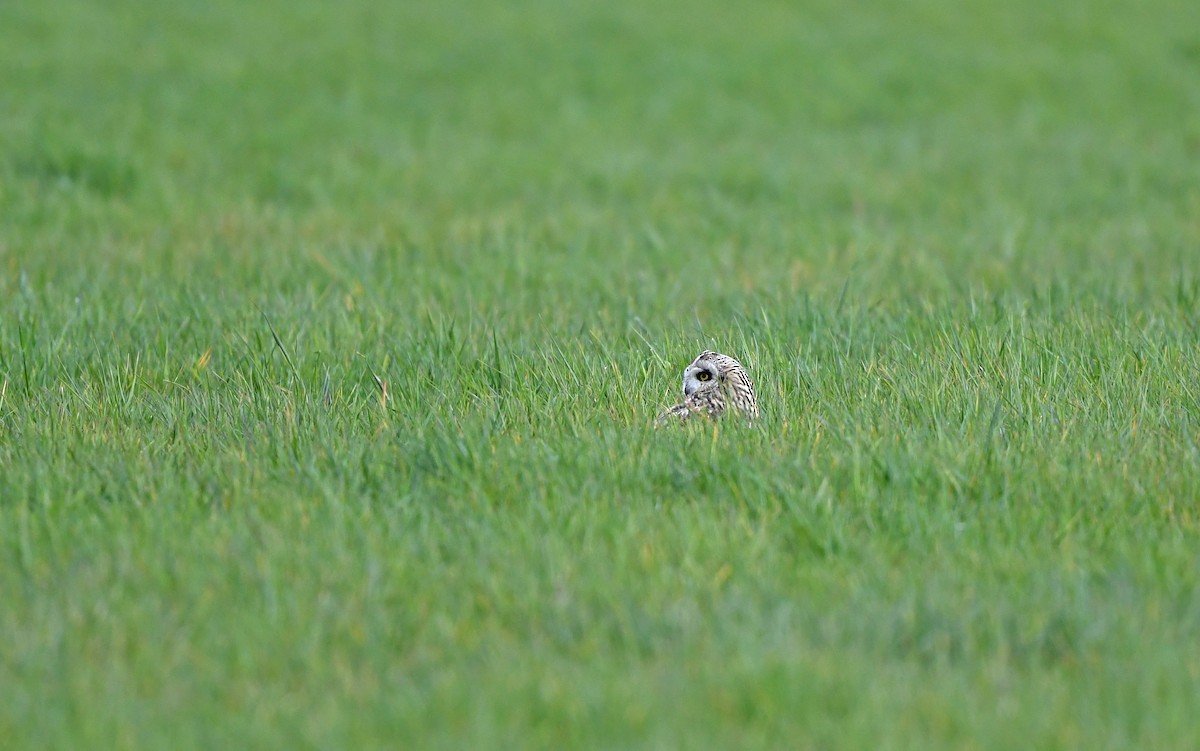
[
  {"left": 656, "top": 349, "right": 759, "bottom": 424},
  {"left": 681, "top": 350, "right": 759, "bottom": 418}
]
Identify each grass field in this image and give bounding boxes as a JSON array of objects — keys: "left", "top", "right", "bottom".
[{"left": 3, "top": 0, "right": 1200, "bottom": 748}]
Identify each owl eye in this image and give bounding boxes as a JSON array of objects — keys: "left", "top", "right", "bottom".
[{"left": 696, "top": 371, "right": 712, "bottom": 382}]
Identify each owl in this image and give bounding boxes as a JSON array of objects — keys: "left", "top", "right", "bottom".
[{"left": 656, "top": 350, "right": 759, "bottom": 424}]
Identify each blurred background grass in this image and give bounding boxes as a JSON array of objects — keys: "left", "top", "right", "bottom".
[{"left": 4, "top": 0, "right": 1198, "bottom": 301}]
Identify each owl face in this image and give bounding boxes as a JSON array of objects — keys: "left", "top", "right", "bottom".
[{"left": 682, "top": 355, "right": 723, "bottom": 397}]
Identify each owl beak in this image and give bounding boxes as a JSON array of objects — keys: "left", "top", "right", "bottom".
[{"left": 683, "top": 383, "right": 696, "bottom": 397}]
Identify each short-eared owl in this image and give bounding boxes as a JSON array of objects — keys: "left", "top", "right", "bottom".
[{"left": 656, "top": 350, "right": 758, "bottom": 424}]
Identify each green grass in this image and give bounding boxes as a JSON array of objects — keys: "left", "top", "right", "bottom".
[{"left": 3, "top": 0, "right": 1200, "bottom": 748}]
